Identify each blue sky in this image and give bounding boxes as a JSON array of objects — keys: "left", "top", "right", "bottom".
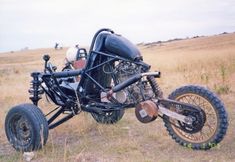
[{"left": 0, "top": 0, "right": 235, "bottom": 52}]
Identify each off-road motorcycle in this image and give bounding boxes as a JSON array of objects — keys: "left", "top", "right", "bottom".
[{"left": 5, "top": 28, "right": 228, "bottom": 152}]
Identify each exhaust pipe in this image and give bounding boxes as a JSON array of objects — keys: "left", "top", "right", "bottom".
[{"left": 111, "top": 71, "right": 160, "bottom": 93}]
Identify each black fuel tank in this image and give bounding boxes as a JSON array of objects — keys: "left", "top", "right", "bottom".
[{"left": 104, "top": 34, "right": 142, "bottom": 61}]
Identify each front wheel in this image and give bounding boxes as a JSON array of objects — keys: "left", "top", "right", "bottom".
[
  {"left": 163, "top": 85, "right": 228, "bottom": 150},
  {"left": 5, "top": 103, "right": 49, "bottom": 152}
]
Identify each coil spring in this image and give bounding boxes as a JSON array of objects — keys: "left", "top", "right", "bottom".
[
  {"left": 147, "top": 76, "right": 163, "bottom": 98},
  {"left": 28, "top": 72, "right": 43, "bottom": 105}
]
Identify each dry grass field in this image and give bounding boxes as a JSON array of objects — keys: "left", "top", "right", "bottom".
[{"left": 0, "top": 33, "right": 235, "bottom": 162}]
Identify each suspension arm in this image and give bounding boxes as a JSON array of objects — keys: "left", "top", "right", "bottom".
[
  {"left": 48, "top": 113, "right": 74, "bottom": 129},
  {"left": 155, "top": 99, "right": 202, "bottom": 125},
  {"left": 158, "top": 105, "right": 193, "bottom": 125}
]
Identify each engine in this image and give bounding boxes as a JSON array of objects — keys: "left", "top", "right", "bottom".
[{"left": 112, "top": 61, "right": 155, "bottom": 104}]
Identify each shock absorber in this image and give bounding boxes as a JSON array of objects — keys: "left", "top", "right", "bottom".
[
  {"left": 147, "top": 76, "right": 163, "bottom": 98},
  {"left": 28, "top": 72, "right": 44, "bottom": 105}
]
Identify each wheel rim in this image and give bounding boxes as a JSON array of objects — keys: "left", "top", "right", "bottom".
[
  {"left": 170, "top": 93, "right": 218, "bottom": 143},
  {"left": 9, "top": 114, "right": 32, "bottom": 146}
]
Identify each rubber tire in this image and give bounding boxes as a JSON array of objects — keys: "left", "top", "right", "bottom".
[
  {"left": 163, "top": 85, "right": 228, "bottom": 150},
  {"left": 5, "top": 103, "right": 49, "bottom": 152},
  {"left": 91, "top": 110, "right": 125, "bottom": 124}
]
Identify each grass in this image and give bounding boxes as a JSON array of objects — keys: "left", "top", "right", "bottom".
[{"left": 0, "top": 33, "right": 235, "bottom": 162}]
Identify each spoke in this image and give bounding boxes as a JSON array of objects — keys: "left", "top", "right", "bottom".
[
  {"left": 183, "top": 96, "right": 191, "bottom": 104},
  {"left": 180, "top": 97, "right": 187, "bottom": 103},
  {"left": 203, "top": 123, "right": 215, "bottom": 133},
  {"left": 190, "top": 95, "right": 198, "bottom": 105},
  {"left": 189, "top": 96, "right": 194, "bottom": 104},
  {"left": 197, "top": 96, "right": 203, "bottom": 106},
  {"left": 199, "top": 131, "right": 208, "bottom": 141},
  {"left": 198, "top": 97, "right": 206, "bottom": 107}
]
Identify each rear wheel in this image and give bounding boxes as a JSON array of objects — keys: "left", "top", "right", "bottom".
[
  {"left": 5, "top": 103, "right": 49, "bottom": 152},
  {"left": 163, "top": 85, "right": 228, "bottom": 150},
  {"left": 91, "top": 110, "right": 125, "bottom": 124},
  {"left": 90, "top": 59, "right": 125, "bottom": 124}
]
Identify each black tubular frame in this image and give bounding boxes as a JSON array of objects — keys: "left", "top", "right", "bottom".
[{"left": 29, "top": 28, "right": 152, "bottom": 129}]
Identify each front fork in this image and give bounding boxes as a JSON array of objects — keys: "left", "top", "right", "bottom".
[{"left": 29, "top": 72, "right": 43, "bottom": 106}]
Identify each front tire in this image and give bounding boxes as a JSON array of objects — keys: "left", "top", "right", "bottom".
[
  {"left": 5, "top": 103, "right": 49, "bottom": 152},
  {"left": 163, "top": 85, "right": 228, "bottom": 150}
]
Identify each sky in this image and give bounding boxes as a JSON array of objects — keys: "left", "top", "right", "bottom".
[{"left": 0, "top": 0, "right": 235, "bottom": 52}]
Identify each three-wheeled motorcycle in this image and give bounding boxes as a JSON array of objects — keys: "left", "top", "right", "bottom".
[{"left": 5, "top": 28, "right": 228, "bottom": 151}]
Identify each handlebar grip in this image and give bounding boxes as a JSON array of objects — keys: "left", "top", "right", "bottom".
[{"left": 52, "top": 69, "right": 82, "bottom": 78}]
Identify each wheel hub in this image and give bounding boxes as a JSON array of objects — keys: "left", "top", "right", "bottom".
[
  {"left": 13, "top": 117, "right": 31, "bottom": 143},
  {"left": 178, "top": 110, "right": 206, "bottom": 133}
]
